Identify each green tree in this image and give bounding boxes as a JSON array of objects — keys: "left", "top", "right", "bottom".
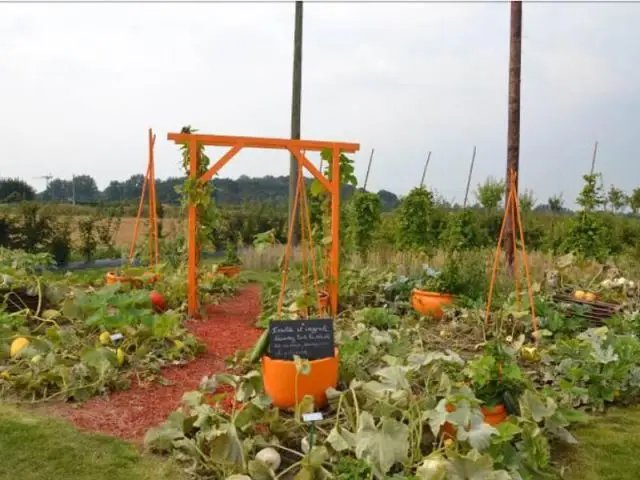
[
  {"left": 0, "top": 178, "right": 36, "bottom": 203},
  {"left": 475, "top": 177, "right": 505, "bottom": 210},
  {"left": 629, "top": 187, "right": 640, "bottom": 216},
  {"left": 548, "top": 194, "right": 564, "bottom": 214},
  {"left": 607, "top": 185, "right": 627, "bottom": 214},
  {"left": 518, "top": 188, "right": 536, "bottom": 213}
]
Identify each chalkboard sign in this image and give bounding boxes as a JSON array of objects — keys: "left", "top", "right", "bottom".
[{"left": 268, "top": 318, "right": 335, "bottom": 361}]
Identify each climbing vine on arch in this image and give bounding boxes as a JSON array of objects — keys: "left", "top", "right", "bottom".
[
  {"left": 309, "top": 148, "right": 358, "bottom": 270},
  {"left": 177, "top": 125, "right": 220, "bottom": 264}
]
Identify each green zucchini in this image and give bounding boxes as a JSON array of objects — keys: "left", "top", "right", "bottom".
[
  {"left": 249, "top": 329, "right": 269, "bottom": 364},
  {"left": 503, "top": 391, "right": 520, "bottom": 416}
]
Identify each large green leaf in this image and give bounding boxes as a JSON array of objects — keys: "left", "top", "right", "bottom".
[
  {"left": 355, "top": 412, "right": 409, "bottom": 478},
  {"left": 80, "top": 347, "right": 116, "bottom": 376},
  {"left": 207, "top": 423, "right": 245, "bottom": 467},
  {"left": 326, "top": 424, "right": 356, "bottom": 452},
  {"left": 446, "top": 449, "right": 511, "bottom": 480},
  {"left": 519, "top": 390, "right": 556, "bottom": 423}
]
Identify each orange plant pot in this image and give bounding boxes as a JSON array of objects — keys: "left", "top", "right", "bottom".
[
  {"left": 262, "top": 349, "right": 339, "bottom": 410},
  {"left": 105, "top": 272, "right": 129, "bottom": 285},
  {"left": 217, "top": 265, "right": 240, "bottom": 278},
  {"left": 411, "top": 289, "right": 454, "bottom": 320},
  {"left": 105, "top": 272, "right": 144, "bottom": 289},
  {"left": 441, "top": 403, "right": 507, "bottom": 439}
]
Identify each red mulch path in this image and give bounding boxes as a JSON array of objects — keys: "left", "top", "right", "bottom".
[{"left": 50, "top": 284, "right": 262, "bottom": 442}]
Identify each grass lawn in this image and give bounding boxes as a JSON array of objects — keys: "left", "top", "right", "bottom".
[
  {"left": 0, "top": 405, "right": 184, "bottom": 480},
  {"left": 560, "top": 406, "right": 640, "bottom": 479}
]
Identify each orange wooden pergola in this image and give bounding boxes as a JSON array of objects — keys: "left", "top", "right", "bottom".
[{"left": 166, "top": 132, "right": 360, "bottom": 316}]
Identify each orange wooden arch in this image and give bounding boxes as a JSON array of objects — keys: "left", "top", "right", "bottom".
[{"left": 166, "top": 132, "right": 360, "bottom": 316}]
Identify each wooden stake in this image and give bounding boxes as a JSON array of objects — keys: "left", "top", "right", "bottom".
[
  {"left": 463, "top": 146, "right": 477, "bottom": 209},
  {"left": 420, "top": 151, "right": 432, "bottom": 187},
  {"left": 590, "top": 141, "right": 599, "bottom": 175},
  {"left": 363, "top": 148, "right": 375, "bottom": 191}
]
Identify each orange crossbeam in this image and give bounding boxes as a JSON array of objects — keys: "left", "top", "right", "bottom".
[{"left": 167, "top": 133, "right": 359, "bottom": 153}]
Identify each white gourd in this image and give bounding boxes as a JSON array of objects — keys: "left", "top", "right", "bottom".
[{"left": 255, "top": 447, "right": 281, "bottom": 471}]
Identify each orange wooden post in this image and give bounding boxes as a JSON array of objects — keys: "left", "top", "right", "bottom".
[
  {"left": 148, "top": 129, "right": 156, "bottom": 267},
  {"left": 150, "top": 131, "right": 159, "bottom": 266},
  {"left": 187, "top": 140, "right": 199, "bottom": 315},
  {"left": 129, "top": 167, "right": 149, "bottom": 263},
  {"left": 329, "top": 146, "right": 340, "bottom": 316}
]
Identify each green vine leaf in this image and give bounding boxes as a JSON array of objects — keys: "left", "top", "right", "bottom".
[{"left": 355, "top": 412, "right": 409, "bottom": 478}]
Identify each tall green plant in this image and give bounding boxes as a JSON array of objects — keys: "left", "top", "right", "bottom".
[
  {"left": 77, "top": 217, "right": 97, "bottom": 263},
  {"left": 14, "top": 202, "right": 52, "bottom": 253},
  {"left": 350, "top": 190, "right": 381, "bottom": 261},
  {"left": 397, "top": 186, "right": 435, "bottom": 253},
  {"left": 563, "top": 173, "right": 609, "bottom": 260}
]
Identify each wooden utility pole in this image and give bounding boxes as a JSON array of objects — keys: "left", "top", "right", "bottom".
[
  {"left": 463, "top": 146, "right": 477, "bottom": 209},
  {"left": 288, "top": 0, "right": 303, "bottom": 244},
  {"left": 504, "top": 0, "right": 522, "bottom": 273},
  {"left": 363, "top": 148, "right": 375, "bottom": 190},
  {"left": 420, "top": 151, "right": 432, "bottom": 187}
]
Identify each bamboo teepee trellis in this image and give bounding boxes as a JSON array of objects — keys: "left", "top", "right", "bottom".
[{"left": 128, "top": 128, "right": 159, "bottom": 267}]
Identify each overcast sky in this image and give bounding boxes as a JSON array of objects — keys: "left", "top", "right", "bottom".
[{"left": 1, "top": 1, "right": 638, "bottom": 206}]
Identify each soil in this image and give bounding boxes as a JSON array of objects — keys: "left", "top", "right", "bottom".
[{"left": 49, "top": 284, "right": 262, "bottom": 442}]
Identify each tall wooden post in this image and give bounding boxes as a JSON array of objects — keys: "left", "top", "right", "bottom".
[
  {"left": 330, "top": 146, "right": 340, "bottom": 316},
  {"left": 288, "top": 0, "right": 304, "bottom": 245},
  {"left": 187, "top": 140, "right": 198, "bottom": 316},
  {"left": 504, "top": 0, "right": 522, "bottom": 273}
]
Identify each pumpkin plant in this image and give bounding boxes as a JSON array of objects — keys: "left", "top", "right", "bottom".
[
  {"left": 417, "top": 250, "right": 487, "bottom": 301},
  {"left": 464, "top": 339, "right": 528, "bottom": 409},
  {"left": 219, "top": 241, "right": 242, "bottom": 268}
]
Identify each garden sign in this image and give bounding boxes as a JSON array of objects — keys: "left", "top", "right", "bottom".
[{"left": 267, "top": 319, "right": 334, "bottom": 361}]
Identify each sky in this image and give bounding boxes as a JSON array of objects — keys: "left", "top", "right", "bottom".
[{"left": 1, "top": 1, "right": 639, "bottom": 207}]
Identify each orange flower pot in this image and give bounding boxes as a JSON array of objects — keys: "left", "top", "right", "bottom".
[
  {"left": 411, "top": 289, "right": 453, "bottom": 320},
  {"left": 217, "top": 265, "right": 240, "bottom": 278},
  {"left": 441, "top": 403, "right": 507, "bottom": 439},
  {"left": 105, "top": 272, "right": 144, "bottom": 289},
  {"left": 262, "top": 348, "right": 339, "bottom": 410},
  {"left": 105, "top": 272, "right": 129, "bottom": 285}
]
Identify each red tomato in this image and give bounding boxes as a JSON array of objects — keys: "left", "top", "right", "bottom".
[{"left": 149, "top": 290, "right": 168, "bottom": 313}]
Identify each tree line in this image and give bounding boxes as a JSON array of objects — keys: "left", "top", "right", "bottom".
[{"left": 0, "top": 175, "right": 401, "bottom": 210}]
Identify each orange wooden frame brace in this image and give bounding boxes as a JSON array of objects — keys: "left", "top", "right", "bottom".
[
  {"left": 129, "top": 128, "right": 159, "bottom": 267},
  {"left": 166, "top": 132, "right": 360, "bottom": 316},
  {"left": 485, "top": 169, "right": 539, "bottom": 342}
]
